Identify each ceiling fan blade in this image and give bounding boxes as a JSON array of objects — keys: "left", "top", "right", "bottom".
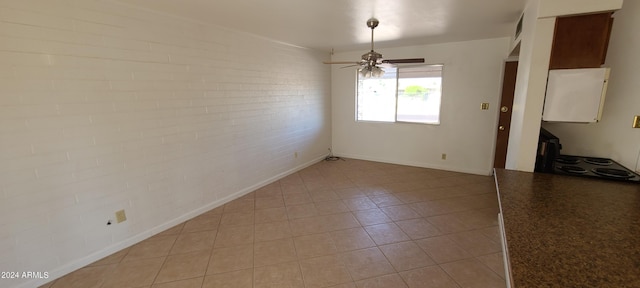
[
  {"left": 323, "top": 61, "right": 360, "bottom": 65},
  {"left": 382, "top": 58, "right": 425, "bottom": 64},
  {"left": 340, "top": 64, "right": 361, "bottom": 69}
]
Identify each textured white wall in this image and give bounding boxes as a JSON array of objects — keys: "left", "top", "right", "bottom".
[
  {"left": 0, "top": 1, "right": 331, "bottom": 287},
  {"left": 331, "top": 38, "right": 510, "bottom": 176},
  {"left": 542, "top": 0, "right": 640, "bottom": 172}
]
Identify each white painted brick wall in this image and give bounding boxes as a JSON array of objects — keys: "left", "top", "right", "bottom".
[{"left": 0, "top": 1, "right": 331, "bottom": 287}]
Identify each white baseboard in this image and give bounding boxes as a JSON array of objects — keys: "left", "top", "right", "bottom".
[
  {"left": 20, "top": 155, "right": 326, "bottom": 288},
  {"left": 336, "top": 152, "right": 493, "bottom": 176}
]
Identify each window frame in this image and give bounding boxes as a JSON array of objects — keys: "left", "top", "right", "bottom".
[{"left": 355, "top": 63, "right": 444, "bottom": 125}]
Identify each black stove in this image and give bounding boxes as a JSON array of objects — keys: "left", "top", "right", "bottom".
[{"left": 554, "top": 155, "right": 640, "bottom": 183}]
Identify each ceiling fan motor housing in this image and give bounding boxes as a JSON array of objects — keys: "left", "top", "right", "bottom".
[
  {"left": 362, "top": 51, "right": 383, "bottom": 65},
  {"left": 366, "top": 18, "right": 379, "bottom": 29}
]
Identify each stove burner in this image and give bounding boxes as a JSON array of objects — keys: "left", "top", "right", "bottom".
[
  {"left": 584, "top": 158, "right": 613, "bottom": 166},
  {"left": 556, "top": 156, "right": 581, "bottom": 165},
  {"left": 558, "top": 165, "right": 588, "bottom": 174},
  {"left": 591, "top": 168, "right": 634, "bottom": 179}
]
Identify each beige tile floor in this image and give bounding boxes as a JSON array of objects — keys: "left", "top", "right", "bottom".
[{"left": 40, "top": 159, "right": 506, "bottom": 288}]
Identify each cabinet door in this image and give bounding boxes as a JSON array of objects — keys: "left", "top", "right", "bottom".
[
  {"left": 542, "top": 68, "right": 609, "bottom": 123},
  {"left": 549, "top": 12, "right": 613, "bottom": 69}
]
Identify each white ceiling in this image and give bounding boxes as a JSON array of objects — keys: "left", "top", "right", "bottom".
[{"left": 115, "top": 0, "right": 527, "bottom": 52}]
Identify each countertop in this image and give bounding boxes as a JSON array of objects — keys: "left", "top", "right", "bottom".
[{"left": 494, "top": 169, "right": 640, "bottom": 287}]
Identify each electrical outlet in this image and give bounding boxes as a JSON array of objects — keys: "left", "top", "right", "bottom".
[
  {"left": 441, "top": 153, "right": 447, "bottom": 160},
  {"left": 115, "top": 209, "right": 127, "bottom": 223},
  {"left": 633, "top": 116, "right": 640, "bottom": 128},
  {"left": 480, "top": 103, "right": 490, "bottom": 110}
]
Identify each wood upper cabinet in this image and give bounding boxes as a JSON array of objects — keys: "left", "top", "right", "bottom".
[{"left": 549, "top": 12, "right": 613, "bottom": 69}]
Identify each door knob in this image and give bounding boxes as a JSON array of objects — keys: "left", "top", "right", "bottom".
[
  {"left": 501, "top": 106, "right": 509, "bottom": 113},
  {"left": 498, "top": 125, "right": 505, "bottom": 131}
]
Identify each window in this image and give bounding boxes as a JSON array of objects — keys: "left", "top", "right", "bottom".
[{"left": 356, "top": 64, "right": 443, "bottom": 124}]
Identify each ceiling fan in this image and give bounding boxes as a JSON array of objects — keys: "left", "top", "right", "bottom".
[{"left": 324, "top": 18, "right": 425, "bottom": 78}]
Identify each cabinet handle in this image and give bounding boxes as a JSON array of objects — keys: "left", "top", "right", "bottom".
[{"left": 499, "top": 125, "right": 505, "bottom": 131}]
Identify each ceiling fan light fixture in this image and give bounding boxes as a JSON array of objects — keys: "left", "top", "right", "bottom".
[{"left": 359, "top": 65, "right": 385, "bottom": 78}]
